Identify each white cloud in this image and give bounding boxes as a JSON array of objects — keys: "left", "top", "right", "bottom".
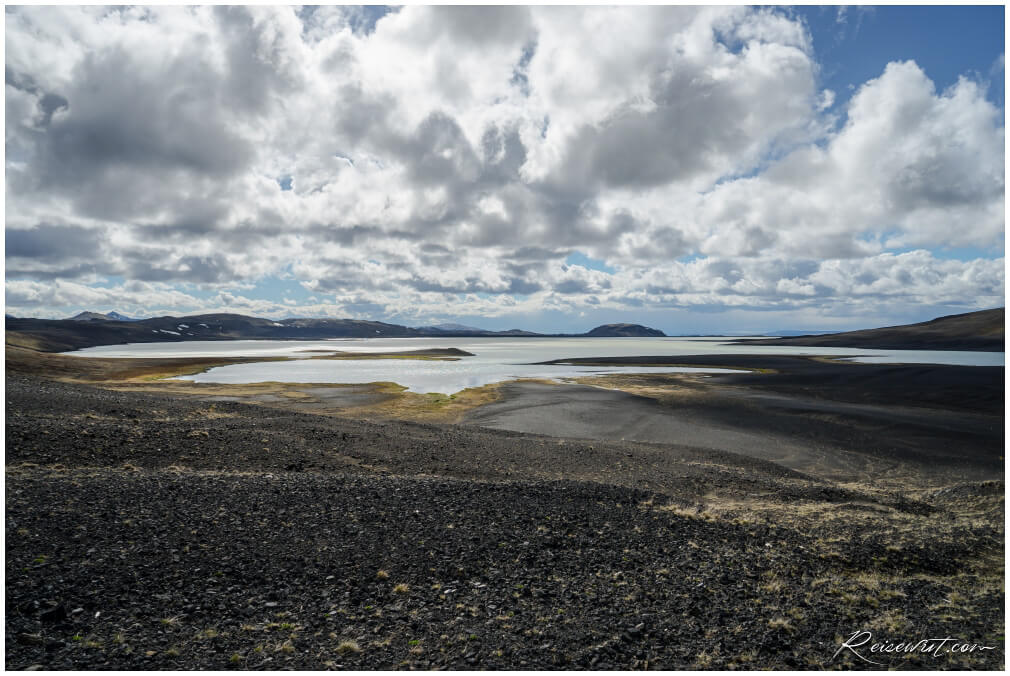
[
  {"left": 671, "top": 60, "right": 1005, "bottom": 259},
  {"left": 4, "top": 6, "right": 1003, "bottom": 327}
]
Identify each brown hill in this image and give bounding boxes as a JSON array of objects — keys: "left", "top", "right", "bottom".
[
  {"left": 745, "top": 308, "right": 1004, "bottom": 352},
  {"left": 583, "top": 323, "right": 666, "bottom": 337}
]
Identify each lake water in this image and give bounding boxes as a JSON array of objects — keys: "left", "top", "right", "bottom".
[{"left": 71, "top": 337, "right": 1004, "bottom": 394}]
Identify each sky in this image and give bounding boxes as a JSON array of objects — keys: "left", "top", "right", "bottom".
[{"left": 4, "top": 5, "right": 1005, "bottom": 334}]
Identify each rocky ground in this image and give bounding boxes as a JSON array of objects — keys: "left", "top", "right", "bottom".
[
  {"left": 5, "top": 372, "right": 1005, "bottom": 670},
  {"left": 470, "top": 355, "right": 1004, "bottom": 488}
]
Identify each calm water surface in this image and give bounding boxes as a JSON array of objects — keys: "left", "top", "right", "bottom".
[{"left": 72, "top": 337, "right": 1003, "bottom": 394}]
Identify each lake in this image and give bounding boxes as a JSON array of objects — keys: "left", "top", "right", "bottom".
[{"left": 72, "top": 337, "right": 1004, "bottom": 394}]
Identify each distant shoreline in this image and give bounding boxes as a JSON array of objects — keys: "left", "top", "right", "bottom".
[{"left": 6, "top": 308, "right": 1003, "bottom": 353}]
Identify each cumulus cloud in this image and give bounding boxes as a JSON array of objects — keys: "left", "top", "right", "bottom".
[
  {"left": 682, "top": 60, "right": 1005, "bottom": 260},
  {"left": 4, "top": 6, "right": 1003, "bottom": 327}
]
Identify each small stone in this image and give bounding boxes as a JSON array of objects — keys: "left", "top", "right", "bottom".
[
  {"left": 40, "top": 604, "right": 68, "bottom": 625},
  {"left": 17, "top": 633, "right": 44, "bottom": 645}
]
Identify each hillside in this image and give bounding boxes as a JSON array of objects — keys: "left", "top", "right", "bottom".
[
  {"left": 5, "top": 314, "right": 664, "bottom": 352},
  {"left": 68, "top": 311, "right": 115, "bottom": 321},
  {"left": 583, "top": 323, "right": 666, "bottom": 337},
  {"left": 8, "top": 308, "right": 1001, "bottom": 353},
  {"left": 5, "top": 314, "right": 422, "bottom": 352},
  {"left": 67, "top": 311, "right": 140, "bottom": 322},
  {"left": 746, "top": 308, "right": 1004, "bottom": 352}
]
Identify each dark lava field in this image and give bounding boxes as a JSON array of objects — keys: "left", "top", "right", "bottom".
[{"left": 5, "top": 372, "right": 1004, "bottom": 670}]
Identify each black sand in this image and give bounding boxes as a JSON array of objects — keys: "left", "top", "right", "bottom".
[
  {"left": 472, "top": 356, "right": 1004, "bottom": 486},
  {"left": 5, "top": 350, "right": 1005, "bottom": 670}
]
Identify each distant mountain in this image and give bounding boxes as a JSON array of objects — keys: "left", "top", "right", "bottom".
[
  {"left": 9, "top": 312, "right": 662, "bottom": 352},
  {"left": 69, "top": 311, "right": 113, "bottom": 321},
  {"left": 583, "top": 323, "right": 666, "bottom": 337},
  {"left": 743, "top": 309, "right": 1004, "bottom": 352},
  {"left": 68, "top": 310, "right": 142, "bottom": 322},
  {"left": 413, "top": 322, "right": 541, "bottom": 337},
  {"left": 9, "top": 313, "right": 451, "bottom": 352},
  {"left": 764, "top": 329, "right": 836, "bottom": 337},
  {"left": 107, "top": 311, "right": 142, "bottom": 322},
  {"left": 6, "top": 309, "right": 1002, "bottom": 353},
  {"left": 278, "top": 317, "right": 418, "bottom": 337},
  {"left": 495, "top": 329, "right": 542, "bottom": 336},
  {"left": 420, "top": 322, "right": 486, "bottom": 333}
]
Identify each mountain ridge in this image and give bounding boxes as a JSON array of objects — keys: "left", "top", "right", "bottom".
[
  {"left": 583, "top": 323, "right": 665, "bottom": 337},
  {"left": 6, "top": 313, "right": 665, "bottom": 352},
  {"left": 68, "top": 310, "right": 141, "bottom": 322},
  {"left": 741, "top": 308, "right": 1004, "bottom": 352},
  {"left": 7, "top": 309, "right": 1003, "bottom": 353}
]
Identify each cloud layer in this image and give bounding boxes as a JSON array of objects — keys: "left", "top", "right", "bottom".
[{"left": 5, "top": 6, "right": 1004, "bottom": 329}]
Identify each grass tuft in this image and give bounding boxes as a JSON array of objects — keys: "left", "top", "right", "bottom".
[{"left": 336, "top": 639, "right": 362, "bottom": 655}]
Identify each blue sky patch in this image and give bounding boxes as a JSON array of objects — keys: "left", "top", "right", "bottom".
[
  {"left": 565, "top": 251, "right": 616, "bottom": 274},
  {"left": 796, "top": 5, "right": 1005, "bottom": 110}
]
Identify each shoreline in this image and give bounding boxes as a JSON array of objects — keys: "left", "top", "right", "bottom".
[
  {"left": 7, "top": 346, "right": 1004, "bottom": 467},
  {"left": 5, "top": 346, "right": 1005, "bottom": 669}
]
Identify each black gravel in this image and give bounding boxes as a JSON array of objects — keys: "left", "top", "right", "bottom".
[{"left": 5, "top": 374, "right": 1005, "bottom": 670}]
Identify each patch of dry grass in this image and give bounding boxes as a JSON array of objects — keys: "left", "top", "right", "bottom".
[
  {"left": 6, "top": 344, "right": 292, "bottom": 383},
  {"left": 345, "top": 382, "right": 503, "bottom": 423},
  {"left": 335, "top": 639, "right": 361, "bottom": 655}
]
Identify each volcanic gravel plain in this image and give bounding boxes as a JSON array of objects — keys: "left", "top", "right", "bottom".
[{"left": 5, "top": 347, "right": 1005, "bottom": 670}]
